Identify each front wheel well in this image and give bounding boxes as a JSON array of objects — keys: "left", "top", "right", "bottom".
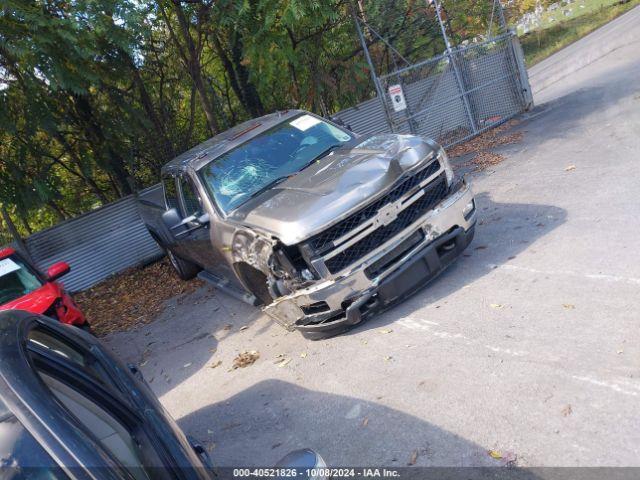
[{"left": 234, "top": 262, "right": 272, "bottom": 306}]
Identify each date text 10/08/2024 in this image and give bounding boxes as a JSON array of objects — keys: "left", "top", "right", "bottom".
[{"left": 232, "top": 468, "right": 401, "bottom": 478}]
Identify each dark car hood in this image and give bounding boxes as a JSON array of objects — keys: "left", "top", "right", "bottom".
[{"left": 228, "top": 134, "right": 440, "bottom": 245}]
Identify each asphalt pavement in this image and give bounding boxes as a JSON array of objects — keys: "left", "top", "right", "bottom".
[{"left": 105, "top": 10, "right": 640, "bottom": 468}]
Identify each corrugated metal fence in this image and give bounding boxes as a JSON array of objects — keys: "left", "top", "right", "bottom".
[{"left": 24, "top": 192, "right": 162, "bottom": 292}]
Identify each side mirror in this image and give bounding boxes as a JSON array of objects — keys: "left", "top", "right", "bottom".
[
  {"left": 276, "top": 449, "right": 327, "bottom": 478},
  {"left": 46, "top": 262, "right": 70, "bottom": 281},
  {"left": 173, "top": 213, "right": 210, "bottom": 238},
  {"left": 161, "top": 208, "right": 182, "bottom": 232}
]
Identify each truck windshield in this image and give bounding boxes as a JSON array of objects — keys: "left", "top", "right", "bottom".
[
  {"left": 0, "top": 256, "right": 42, "bottom": 305},
  {"left": 199, "top": 114, "right": 354, "bottom": 213}
]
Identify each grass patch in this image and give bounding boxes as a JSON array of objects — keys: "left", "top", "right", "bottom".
[{"left": 520, "top": 0, "right": 640, "bottom": 66}]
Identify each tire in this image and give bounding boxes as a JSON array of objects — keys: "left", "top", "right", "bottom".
[
  {"left": 79, "top": 321, "right": 94, "bottom": 335},
  {"left": 167, "top": 249, "right": 200, "bottom": 280}
]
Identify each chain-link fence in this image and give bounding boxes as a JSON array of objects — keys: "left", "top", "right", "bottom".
[{"left": 335, "top": 0, "right": 533, "bottom": 147}]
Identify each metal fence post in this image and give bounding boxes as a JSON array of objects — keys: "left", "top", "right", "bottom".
[
  {"left": 510, "top": 32, "right": 534, "bottom": 110},
  {"left": 432, "top": 0, "right": 478, "bottom": 135},
  {"left": 352, "top": 11, "right": 396, "bottom": 133}
]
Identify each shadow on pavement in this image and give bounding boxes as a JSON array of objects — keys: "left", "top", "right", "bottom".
[
  {"left": 178, "top": 379, "right": 538, "bottom": 472},
  {"left": 346, "top": 191, "right": 567, "bottom": 335}
]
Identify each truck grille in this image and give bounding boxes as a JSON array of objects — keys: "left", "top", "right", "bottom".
[
  {"left": 324, "top": 174, "right": 448, "bottom": 274},
  {"left": 308, "top": 159, "right": 441, "bottom": 254}
]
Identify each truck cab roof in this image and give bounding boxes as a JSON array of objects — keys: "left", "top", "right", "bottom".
[{"left": 161, "top": 110, "right": 305, "bottom": 176}]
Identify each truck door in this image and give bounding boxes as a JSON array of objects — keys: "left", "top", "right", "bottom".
[{"left": 176, "top": 175, "right": 232, "bottom": 280}]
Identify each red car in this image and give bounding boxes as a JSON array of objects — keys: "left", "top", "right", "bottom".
[{"left": 0, "top": 247, "right": 88, "bottom": 329}]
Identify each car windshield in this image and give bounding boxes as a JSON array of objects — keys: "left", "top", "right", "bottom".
[
  {"left": 198, "top": 114, "right": 354, "bottom": 213},
  {"left": 0, "top": 256, "right": 42, "bottom": 305}
]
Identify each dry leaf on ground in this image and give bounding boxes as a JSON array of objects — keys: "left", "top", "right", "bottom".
[
  {"left": 408, "top": 450, "right": 418, "bottom": 466},
  {"left": 564, "top": 165, "right": 576, "bottom": 171},
  {"left": 362, "top": 417, "right": 369, "bottom": 427},
  {"left": 488, "top": 450, "right": 503, "bottom": 459},
  {"left": 208, "top": 360, "right": 222, "bottom": 369},
  {"left": 379, "top": 329, "right": 393, "bottom": 334},
  {"left": 74, "top": 258, "right": 204, "bottom": 337},
  {"left": 561, "top": 404, "right": 573, "bottom": 417},
  {"left": 278, "top": 358, "right": 292, "bottom": 368},
  {"left": 232, "top": 351, "right": 260, "bottom": 369},
  {"left": 447, "top": 119, "right": 523, "bottom": 171},
  {"left": 490, "top": 303, "right": 504, "bottom": 309},
  {"left": 563, "top": 304, "right": 575, "bottom": 309}
]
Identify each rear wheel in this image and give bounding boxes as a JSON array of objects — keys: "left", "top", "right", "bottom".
[{"left": 167, "top": 249, "right": 200, "bottom": 281}]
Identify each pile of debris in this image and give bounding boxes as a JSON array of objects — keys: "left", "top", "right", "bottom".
[
  {"left": 74, "top": 258, "right": 203, "bottom": 337},
  {"left": 448, "top": 119, "right": 523, "bottom": 170}
]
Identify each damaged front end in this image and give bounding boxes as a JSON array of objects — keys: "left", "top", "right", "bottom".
[
  {"left": 257, "top": 186, "right": 475, "bottom": 339},
  {"left": 231, "top": 136, "right": 477, "bottom": 339}
]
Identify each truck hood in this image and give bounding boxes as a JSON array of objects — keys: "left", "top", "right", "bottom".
[{"left": 228, "top": 134, "right": 440, "bottom": 245}]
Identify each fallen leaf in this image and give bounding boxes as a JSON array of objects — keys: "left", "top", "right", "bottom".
[
  {"left": 488, "top": 450, "right": 502, "bottom": 459},
  {"left": 362, "top": 417, "right": 369, "bottom": 427},
  {"left": 208, "top": 360, "right": 223, "bottom": 369},
  {"left": 617, "top": 349, "right": 624, "bottom": 354},
  {"left": 383, "top": 355, "right": 393, "bottom": 361},
  {"left": 273, "top": 357, "right": 286, "bottom": 365},
  {"left": 73, "top": 258, "right": 204, "bottom": 337},
  {"left": 239, "top": 326, "right": 249, "bottom": 331},
  {"left": 561, "top": 404, "right": 572, "bottom": 417},
  {"left": 183, "top": 362, "right": 192, "bottom": 368},
  {"left": 379, "top": 329, "right": 393, "bottom": 334},
  {"left": 562, "top": 304, "right": 575, "bottom": 309},
  {"left": 564, "top": 165, "right": 576, "bottom": 172},
  {"left": 232, "top": 351, "right": 259, "bottom": 369},
  {"left": 278, "top": 358, "right": 292, "bottom": 368},
  {"left": 300, "top": 352, "right": 307, "bottom": 358},
  {"left": 408, "top": 450, "right": 418, "bottom": 465},
  {"left": 490, "top": 303, "right": 504, "bottom": 309},
  {"left": 223, "top": 324, "right": 232, "bottom": 330}
]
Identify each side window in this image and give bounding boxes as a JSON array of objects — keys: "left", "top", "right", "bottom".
[
  {"left": 29, "top": 328, "right": 112, "bottom": 389},
  {"left": 163, "top": 176, "right": 179, "bottom": 210},
  {"left": 27, "top": 327, "right": 167, "bottom": 478},
  {"left": 179, "top": 177, "right": 202, "bottom": 217}
]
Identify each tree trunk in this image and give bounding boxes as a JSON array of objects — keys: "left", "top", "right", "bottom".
[
  {"left": 169, "top": 0, "right": 219, "bottom": 134},
  {"left": 0, "top": 205, "right": 32, "bottom": 262},
  {"left": 126, "top": 55, "right": 176, "bottom": 160},
  {"left": 71, "top": 94, "right": 133, "bottom": 196},
  {"left": 211, "top": 32, "right": 264, "bottom": 118}
]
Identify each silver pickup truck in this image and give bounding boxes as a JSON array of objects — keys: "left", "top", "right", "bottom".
[{"left": 138, "top": 110, "right": 476, "bottom": 339}]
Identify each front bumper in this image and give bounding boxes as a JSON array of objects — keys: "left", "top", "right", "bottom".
[{"left": 264, "top": 179, "right": 477, "bottom": 338}]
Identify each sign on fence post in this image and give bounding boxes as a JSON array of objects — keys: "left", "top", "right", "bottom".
[{"left": 388, "top": 84, "right": 407, "bottom": 112}]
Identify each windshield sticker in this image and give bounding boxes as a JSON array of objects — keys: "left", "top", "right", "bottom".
[
  {"left": 0, "top": 258, "right": 21, "bottom": 277},
  {"left": 289, "top": 115, "right": 321, "bottom": 131}
]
